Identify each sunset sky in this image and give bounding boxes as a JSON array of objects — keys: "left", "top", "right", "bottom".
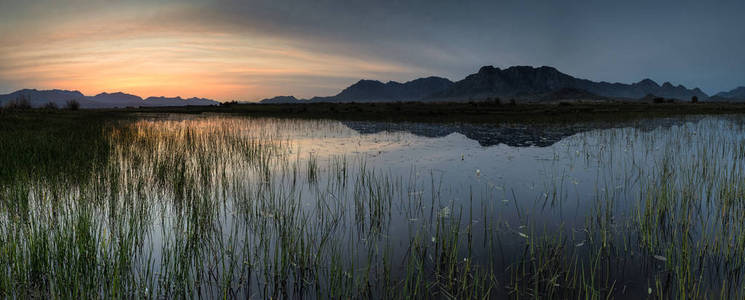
[{"left": 1, "top": 0, "right": 744, "bottom": 101}]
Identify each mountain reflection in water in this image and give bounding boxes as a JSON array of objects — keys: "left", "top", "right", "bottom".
[{"left": 341, "top": 116, "right": 707, "bottom": 147}]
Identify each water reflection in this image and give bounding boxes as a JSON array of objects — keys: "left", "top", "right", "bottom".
[{"left": 341, "top": 116, "right": 710, "bottom": 147}]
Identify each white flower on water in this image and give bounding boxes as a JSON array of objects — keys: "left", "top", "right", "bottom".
[{"left": 439, "top": 207, "right": 451, "bottom": 218}]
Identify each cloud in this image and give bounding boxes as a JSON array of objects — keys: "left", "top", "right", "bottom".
[
  {"left": 0, "top": 3, "right": 426, "bottom": 100},
  {"left": 1, "top": 0, "right": 744, "bottom": 99}
]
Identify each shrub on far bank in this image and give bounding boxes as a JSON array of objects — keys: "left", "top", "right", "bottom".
[
  {"left": 651, "top": 97, "right": 676, "bottom": 104},
  {"left": 43, "top": 102, "right": 59, "bottom": 110},
  {"left": 4, "top": 95, "right": 32, "bottom": 110},
  {"left": 65, "top": 99, "right": 80, "bottom": 110},
  {"left": 691, "top": 96, "right": 699, "bottom": 103}
]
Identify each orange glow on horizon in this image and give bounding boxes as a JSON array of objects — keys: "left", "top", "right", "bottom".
[{"left": 0, "top": 10, "right": 423, "bottom": 101}]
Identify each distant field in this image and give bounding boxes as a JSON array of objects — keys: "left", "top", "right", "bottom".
[
  {"left": 104, "top": 101, "right": 745, "bottom": 123},
  {"left": 5, "top": 101, "right": 745, "bottom": 124}
]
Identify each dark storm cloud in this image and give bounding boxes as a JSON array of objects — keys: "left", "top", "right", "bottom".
[{"left": 178, "top": 0, "right": 745, "bottom": 93}]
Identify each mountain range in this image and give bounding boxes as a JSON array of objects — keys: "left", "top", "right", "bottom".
[
  {"left": 4, "top": 66, "right": 743, "bottom": 108},
  {"left": 428, "top": 66, "right": 708, "bottom": 101},
  {"left": 309, "top": 77, "right": 453, "bottom": 103},
  {"left": 261, "top": 77, "right": 454, "bottom": 104},
  {"left": 0, "top": 89, "right": 219, "bottom": 108},
  {"left": 711, "top": 87, "right": 745, "bottom": 101},
  {"left": 262, "top": 65, "right": 743, "bottom": 104}
]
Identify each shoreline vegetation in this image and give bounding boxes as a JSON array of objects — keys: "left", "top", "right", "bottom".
[{"left": 5, "top": 101, "right": 745, "bottom": 123}]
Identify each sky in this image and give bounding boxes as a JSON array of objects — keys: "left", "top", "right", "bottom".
[{"left": 1, "top": 0, "right": 744, "bottom": 101}]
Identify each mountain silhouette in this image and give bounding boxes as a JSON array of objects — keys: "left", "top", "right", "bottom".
[
  {"left": 0, "top": 89, "right": 95, "bottom": 107},
  {"left": 90, "top": 92, "right": 144, "bottom": 107},
  {"left": 261, "top": 65, "right": 711, "bottom": 104},
  {"left": 260, "top": 96, "right": 301, "bottom": 104},
  {"left": 260, "top": 77, "right": 453, "bottom": 103},
  {"left": 0, "top": 89, "right": 219, "bottom": 108},
  {"left": 309, "top": 77, "right": 453, "bottom": 102},
  {"left": 427, "top": 66, "right": 707, "bottom": 101},
  {"left": 143, "top": 96, "right": 218, "bottom": 107}
]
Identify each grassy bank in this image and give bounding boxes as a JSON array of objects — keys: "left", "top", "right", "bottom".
[{"left": 127, "top": 101, "right": 745, "bottom": 123}]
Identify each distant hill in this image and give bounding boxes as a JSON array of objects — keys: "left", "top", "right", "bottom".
[
  {"left": 711, "top": 87, "right": 745, "bottom": 102},
  {"left": 427, "top": 66, "right": 708, "bottom": 102},
  {"left": 260, "top": 65, "right": 712, "bottom": 104},
  {"left": 260, "top": 77, "right": 453, "bottom": 104},
  {"left": 0, "top": 89, "right": 99, "bottom": 108},
  {"left": 260, "top": 96, "right": 303, "bottom": 104},
  {"left": 143, "top": 96, "right": 219, "bottom": 107},
  {"left": 309, "top": 77, "right": 453, "bottom": 103},
  {"left": 0, "top": 89, "right": 219, "bottom": 108},
  {"left": 90, "top": 92, "right": 144, "bottom": 107}
]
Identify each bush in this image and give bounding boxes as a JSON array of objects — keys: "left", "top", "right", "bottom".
[
  {"left": 653, "top": 97, "right": 665, "bottom": 103},
  {"left": 4, "top": 95, "right": 32, "bottom": 110},
  {"left": 691, "top": 96, "right": 699, "bottom": 103},
  {"left": 509, "top": 99, "right": 517, "bottom": 106},
  {"left": 43, "top": 102, "right": 58, "bottom": 110},
  {"left": 65, "top": 99, "right": 80, "bottom": 110},
  {"left": 493, "top": 97, "right": 501, "bottom": 105}
]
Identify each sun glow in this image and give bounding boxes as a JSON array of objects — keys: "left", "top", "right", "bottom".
[{"left": 0, "top": 7, "right": 418, "bottom": 101}]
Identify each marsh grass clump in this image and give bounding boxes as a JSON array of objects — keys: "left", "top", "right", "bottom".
[
  {"left": 307, "top": 152, "right": 318, "bottom": 184},
  {"left": 0, "top": 112, "right": 112, "bottom": 186}
]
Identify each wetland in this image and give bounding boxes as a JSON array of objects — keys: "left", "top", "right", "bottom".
[{"left": 2, "top": 111, "right": 745, "bottom": 298}]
